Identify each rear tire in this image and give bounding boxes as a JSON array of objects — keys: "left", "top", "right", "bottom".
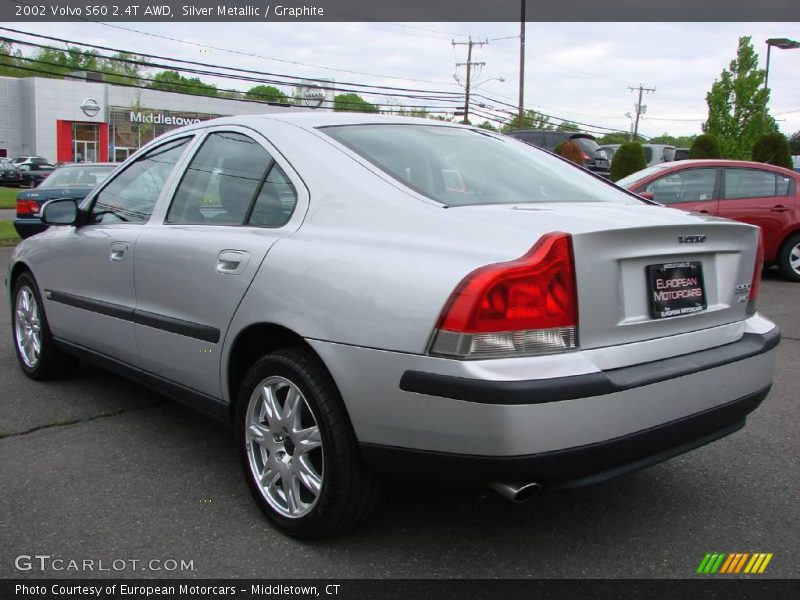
[
  {"left": 11, "top": 272, "right": 78, "bottom": 380},
  {"left": 236, "top": 348, "right": 377, "bottom": 539},
  {"left": 778, "top": 233, "right": 800, "bottom": 282}
]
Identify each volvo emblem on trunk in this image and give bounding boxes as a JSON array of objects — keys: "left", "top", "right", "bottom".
[{"left": 678, "top": 235, "right": 707, "bottom": 244}]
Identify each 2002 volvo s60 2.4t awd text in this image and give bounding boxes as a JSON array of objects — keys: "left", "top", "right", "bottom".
[{"left": 7, "top": 114, "right": 779, "bottom": 538}]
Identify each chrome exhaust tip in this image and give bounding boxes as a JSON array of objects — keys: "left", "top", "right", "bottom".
[{"left": 489, "top": 481, "right": 540, "bottom": 503}]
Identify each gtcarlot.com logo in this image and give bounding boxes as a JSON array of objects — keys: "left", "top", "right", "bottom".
[
  {"left": 696, "top": 552, "right": 773, "bottom": 574},
  {"left": 14, "top": 554, "right": 195, "bottom": 572}
]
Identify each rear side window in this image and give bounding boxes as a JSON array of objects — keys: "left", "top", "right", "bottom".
[
  {"left": 166, "top": 131, "right": 297, "bottom": 227},
  {"left": 92, "top": 137, "right": 190, "bottom": 224},
  {"left": 723, "top": 168, "right": 792, "bottom": 199},
  {"left": 644, "top": 168, "right": 717, "bottom": 204}
]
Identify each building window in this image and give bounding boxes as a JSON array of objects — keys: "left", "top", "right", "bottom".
[{"left": 72, "top": 123, "right": 99, "bottom": 163}]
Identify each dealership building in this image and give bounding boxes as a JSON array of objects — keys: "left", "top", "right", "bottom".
[{"left": 0, "top": 75, "right": 332, "bottom": 162}]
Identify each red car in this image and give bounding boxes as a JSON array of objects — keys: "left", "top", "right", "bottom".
[{"left": 618, "top": 159, "right": 800, "bottom": 281}]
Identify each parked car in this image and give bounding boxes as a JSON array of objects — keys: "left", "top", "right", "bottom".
[
  {"left": 617, "top": 159, "right": 800, "bottom": 280},
  {"left": 14, "top": 163, "right": 116, "bottom": 239},
  {"left": 0, "top": 158, "right": 22, "bottom": 186},
  {"left": 17, "top": 163, "right": 55, "bottom": 188},
  {"left": 505, "top": 129, "right": 610, "bottom": 177},
  {"left": 8, "top": 115, "right": 778, "bottom": 538},
  {"left": 674, "top": 148, "right": 691, "bottom": 161},
  {"left": 600, "top": 143, "right": 676, "bottom": 167},
  {"left": 11, "top": 156, "right": 50, "bottom": 168}
]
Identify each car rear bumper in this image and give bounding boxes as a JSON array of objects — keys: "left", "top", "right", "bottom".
[
  {"left": 13, "top": 218, "right": 47, "bottom": 239},
  {"left": 309, "top": 317, "right": 778, "bottom": 469},
  {"left": 360, "top": 384, "right": 769, "bottom": 486}
]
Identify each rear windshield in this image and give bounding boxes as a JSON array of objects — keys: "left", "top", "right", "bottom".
[
  {"left": 322, "top": 124, "right": 639, "bottom": 207},
  {"left": 39, "top": 165, "right": 115, "bottom": 189}
]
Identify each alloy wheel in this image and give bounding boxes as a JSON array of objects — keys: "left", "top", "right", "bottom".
[
  {"left": 244, "top": 376, "right": 324, "bottom": 519},
  {"left": 14, "top": 286, "right": 42, "bottom": 368}
]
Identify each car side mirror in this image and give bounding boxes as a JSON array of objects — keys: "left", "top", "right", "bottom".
[
  {"left": 638, "top": 191, "right": 654, "bottom": 201},
  {"left": 41, "top": 198, "right": 78, "bottom": 226}
]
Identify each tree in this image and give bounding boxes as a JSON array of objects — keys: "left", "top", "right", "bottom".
[
  {"left": 557, "top": 121, "right": 580, "bottom": 132},
  {"left": 554, "top": 141, "right": 585, "bottom": 166},
  {"left": 100, "top": 52, "right": 149, "bottom": 87},
  {"left": 596, "top": 132, "right": 632, "bottom": 145},
  {"left": 245, "top": 85, "right": 289, "bottom": 104},
  {"left": 0, "top": 41, "right": 26, "bottom": 77},
  {"left": 477, "top": 121, "right": 497, "bottom": 131},
  {"left": 789, "top": 130, "right": 800, "bottom": 155},
  {"left": 703, "top": 36, "right": 776, "bottom": 159},
  {"left": 502, "top": 109, "right": 551, "bottom": 132},
  {"left": 148, "top": 70, "right": 217, "bottom": 96},
  {"left": 751, "top": 132, "right": 793, "bottom": 169},
  {"left": 689, "top": 133, "right": 722, "bottom": 159},
  {"left": 609, "top": 142, "right": 647, "bottom": 182},
  {"left": 333, "top": 93, "right": 378, "bottom": 113},
  {"left": 649, "top": 133, "right": 697, "bottom": 148}
]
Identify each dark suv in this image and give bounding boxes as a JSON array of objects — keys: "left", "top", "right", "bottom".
[{"left": 505, "top": 129, "right": 610, "bottom": 177}]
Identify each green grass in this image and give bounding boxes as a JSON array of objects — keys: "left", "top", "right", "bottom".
[
  {"left": 0, "top": 220, "right": 20, "bottom": 245},
  {"left": 0, "top": 186, "right": 18, "bottom": 209}
]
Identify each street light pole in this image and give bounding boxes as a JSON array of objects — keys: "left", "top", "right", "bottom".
[{"left": 764, "top": 38, "right": 800, "bottom": 128}]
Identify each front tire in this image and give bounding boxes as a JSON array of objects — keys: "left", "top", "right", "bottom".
[
  {"left": 11, "top": 272, "right": 78, "bottom": 379},
  {"left": 778, "top": 233, "right": 800, "bottom": 282},
  {"left": 236, "top": 348, "right": 377, "bottom": 539}
]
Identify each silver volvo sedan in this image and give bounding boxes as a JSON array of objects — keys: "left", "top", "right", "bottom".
[{"left": 7, "top": 114, "right": 779, "bottom": 538}]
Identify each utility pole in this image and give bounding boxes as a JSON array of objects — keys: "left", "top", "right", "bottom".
[
  {"left": 518, "top": 1, "right": 526, "bottom": 126},
  {"left": 628, "top": 84, "right": 656, "bottom": 140},
  {"left": 453, "top": 36, "right": 487, "bottom": 124}
]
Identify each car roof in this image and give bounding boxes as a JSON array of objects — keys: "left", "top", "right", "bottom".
[
  {"left": 656, "top": 159, "right": 798, "bottom": 175},
  {"left": 208, "top": 112, "right": 467, "bottom": 130}
]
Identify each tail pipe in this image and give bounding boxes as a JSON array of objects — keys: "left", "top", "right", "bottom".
[{"left": 489, "top": 481, "right": 540, "bottom": 503}]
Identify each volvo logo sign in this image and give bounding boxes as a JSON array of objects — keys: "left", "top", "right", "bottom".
[
  {"left": 678, "top": 235, "right": 707, "bottom": 244},
  {"left": 80, "top": 97, "right": 101, "bottom": 117}
]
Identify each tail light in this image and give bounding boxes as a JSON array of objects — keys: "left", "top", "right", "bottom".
[
  {"left": 581, "top": 151, "right": 591, "bottom": 161},
  {"left": 16, "top": 199, "right": 39, "bottom": 216},
  {"left": 746, "top": 230, "right": 764, "bottom": 317},
  {"left": 429, "top": 232, "right": 578, "bottom": 359}
]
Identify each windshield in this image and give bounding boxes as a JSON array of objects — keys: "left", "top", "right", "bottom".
[
  {"left": 615, "top": 164, "right": 673, "bottom": 188},
  {"left": 39, "top": 165, "right": 115, "bottom": 189},
  {"left": 322, "top": 124, "right": 639, "bottom": 206}
]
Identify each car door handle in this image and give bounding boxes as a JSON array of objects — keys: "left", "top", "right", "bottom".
[
  {"left": 216, "top": 250, "right": 249, "bottom": 275},
  {"left": 110, "top": 241, "right": 129, "bottom": 262},
  {"left": 770, "top": 205, "right": 790, "bottom": 212}
]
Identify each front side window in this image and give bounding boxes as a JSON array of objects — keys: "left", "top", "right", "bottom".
[
  {"left": 643, "top": 168, "right": 717, "bottom": 204},
  {"left": 323, "top": 124, "right": 638, "bottom": 206},
  {"left": 92, "top": 137, "right": 190, "bottom": 224},
  {"left": 166, "top": 132, "right": 275, "bottom": 225},
  {"left": 723, "top": 168, "right": 790, "bottom": 200}
]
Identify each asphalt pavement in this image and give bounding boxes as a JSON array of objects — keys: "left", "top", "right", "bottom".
[
  {"left": 1, "top": 245, "right": 798, "bottom": 579},
  {"left": 0, "top": 209, "right": 16, "bottom": 220}
]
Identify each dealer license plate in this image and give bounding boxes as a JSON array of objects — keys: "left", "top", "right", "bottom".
[{"left": 647, "top": 261, "right": 707, "bottom": 319}]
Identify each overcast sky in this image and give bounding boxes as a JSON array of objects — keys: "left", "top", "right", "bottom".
[{"left": 8, "top": 21, "right": 800, "bottom": 138}]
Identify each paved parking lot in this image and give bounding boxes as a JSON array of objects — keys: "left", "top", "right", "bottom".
[{"left": 1, "top": 245, "right": 798, "bottom": 579}]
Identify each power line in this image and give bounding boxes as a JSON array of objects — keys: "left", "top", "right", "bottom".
[
  {"left": 0, "top": 27, "right": 463, "bottom": 97},
  {"left": 92, "top": 21, "right": 463, "bottom": 86},
  {"left": 1, "top": 35, "right": 465, "bottom": 107}
]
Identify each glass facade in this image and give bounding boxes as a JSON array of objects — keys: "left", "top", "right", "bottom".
[
  {"left": 72, "top": 123, "right": 99, "bottom": 163},
  {"left": 109, "top": 106, "right": 221, "bottom": 162}
]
